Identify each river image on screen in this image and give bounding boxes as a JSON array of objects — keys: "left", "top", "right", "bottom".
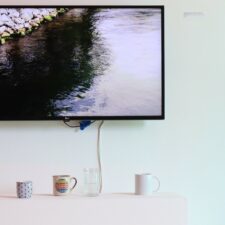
[{"left": 0, "top": 7, "right": 163, "bottom": 119}]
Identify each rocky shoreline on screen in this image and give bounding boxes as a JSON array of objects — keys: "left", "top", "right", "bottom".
[{"left": 0, "top": 8, "right": 75, "bottom": 44}]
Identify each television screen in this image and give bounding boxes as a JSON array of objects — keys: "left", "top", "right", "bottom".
[{"left": 0, "top": 6, "right": 164, "bottom": 120}]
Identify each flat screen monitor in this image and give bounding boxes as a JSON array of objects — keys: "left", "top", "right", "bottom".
[{"left": 0, "top": 6, "right": 164, "bottom": 120}]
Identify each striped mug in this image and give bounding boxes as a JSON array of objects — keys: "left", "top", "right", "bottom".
[{"left": 53, "top": 175, "right": 77, "bottom": 196}]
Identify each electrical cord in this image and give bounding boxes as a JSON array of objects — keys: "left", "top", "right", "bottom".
[
  {"left": 97, "top": 120, "right": 104, "bottom": 193},
  {"left": 63, "top": 120, "right": 80, "bottom": 128},
  {"left": 63, "top": 119, "right": 104, "bottom": 193}
]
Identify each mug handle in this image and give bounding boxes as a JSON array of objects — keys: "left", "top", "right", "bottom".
[
  {"left": 152, "top": 176, "right": 160, "bottom": 192},
  {"left": 70, "top": 177, "right": 78, "bottom": 192}
]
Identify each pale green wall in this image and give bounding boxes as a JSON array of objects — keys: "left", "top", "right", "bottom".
[{"left": 0, "top": 1, "right": 225, "bottom": 225}]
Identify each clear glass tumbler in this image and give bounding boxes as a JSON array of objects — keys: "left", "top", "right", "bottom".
[{"left": 83, "top": 168, "right": 100, "bottom": 197}]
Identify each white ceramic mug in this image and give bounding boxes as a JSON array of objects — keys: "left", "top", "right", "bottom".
[
  {"left": 135, "top": 173, "right": 160, "bottom": 195},
  {"left": 53, "top": 175, "right": 77, "bottom": 196}
]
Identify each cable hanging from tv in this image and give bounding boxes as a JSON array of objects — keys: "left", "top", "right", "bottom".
[{"left": 63, "top": 119, "right": 104, "bottom": 193}]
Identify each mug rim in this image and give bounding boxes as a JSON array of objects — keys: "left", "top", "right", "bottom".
[
  {"left": 16, "top": 181, "right": 32, "bottom": 184},
  {"left": 53, "top": 175, "right": 70, "bottom": 177}
]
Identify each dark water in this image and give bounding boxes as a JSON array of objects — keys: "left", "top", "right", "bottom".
[{"left": 0, "top": 8, "right": 162, "bottom": 118}]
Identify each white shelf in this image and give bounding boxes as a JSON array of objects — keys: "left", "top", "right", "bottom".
[{"left": 0, "top": 193, "right": 187, "bottom": 225}]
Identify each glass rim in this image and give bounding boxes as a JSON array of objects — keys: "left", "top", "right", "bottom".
[{"left": 83, "top": 168, "right": 99, "bottom": 172}]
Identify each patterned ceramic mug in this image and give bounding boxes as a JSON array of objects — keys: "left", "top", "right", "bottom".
[
  {"left": 17, "top": 181, "right": 33, "bottom": 199},
  {"left": 53, "top": 175, "right": 77, "bottom": 196}
]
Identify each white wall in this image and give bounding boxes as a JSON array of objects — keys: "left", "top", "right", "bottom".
[{"left": 1, "top": 0, "right": 225, "bottom": 225}]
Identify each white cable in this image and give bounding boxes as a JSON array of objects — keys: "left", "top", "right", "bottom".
[{"left": 97, "top": 120, "right": 104, "bottom": 193}]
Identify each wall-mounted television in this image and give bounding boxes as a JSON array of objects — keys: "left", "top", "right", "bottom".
[{"left": 0, "top": 6, "right": 164, "bottom": 120}]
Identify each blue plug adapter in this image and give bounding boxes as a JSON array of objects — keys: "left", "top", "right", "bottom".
[{"left": 79, "top": 120, "right": 92, "bottom": 130}]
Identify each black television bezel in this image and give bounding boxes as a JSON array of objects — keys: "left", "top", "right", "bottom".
[{"left": 0, "top": 5, "right": 164, "bottom": 121}]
